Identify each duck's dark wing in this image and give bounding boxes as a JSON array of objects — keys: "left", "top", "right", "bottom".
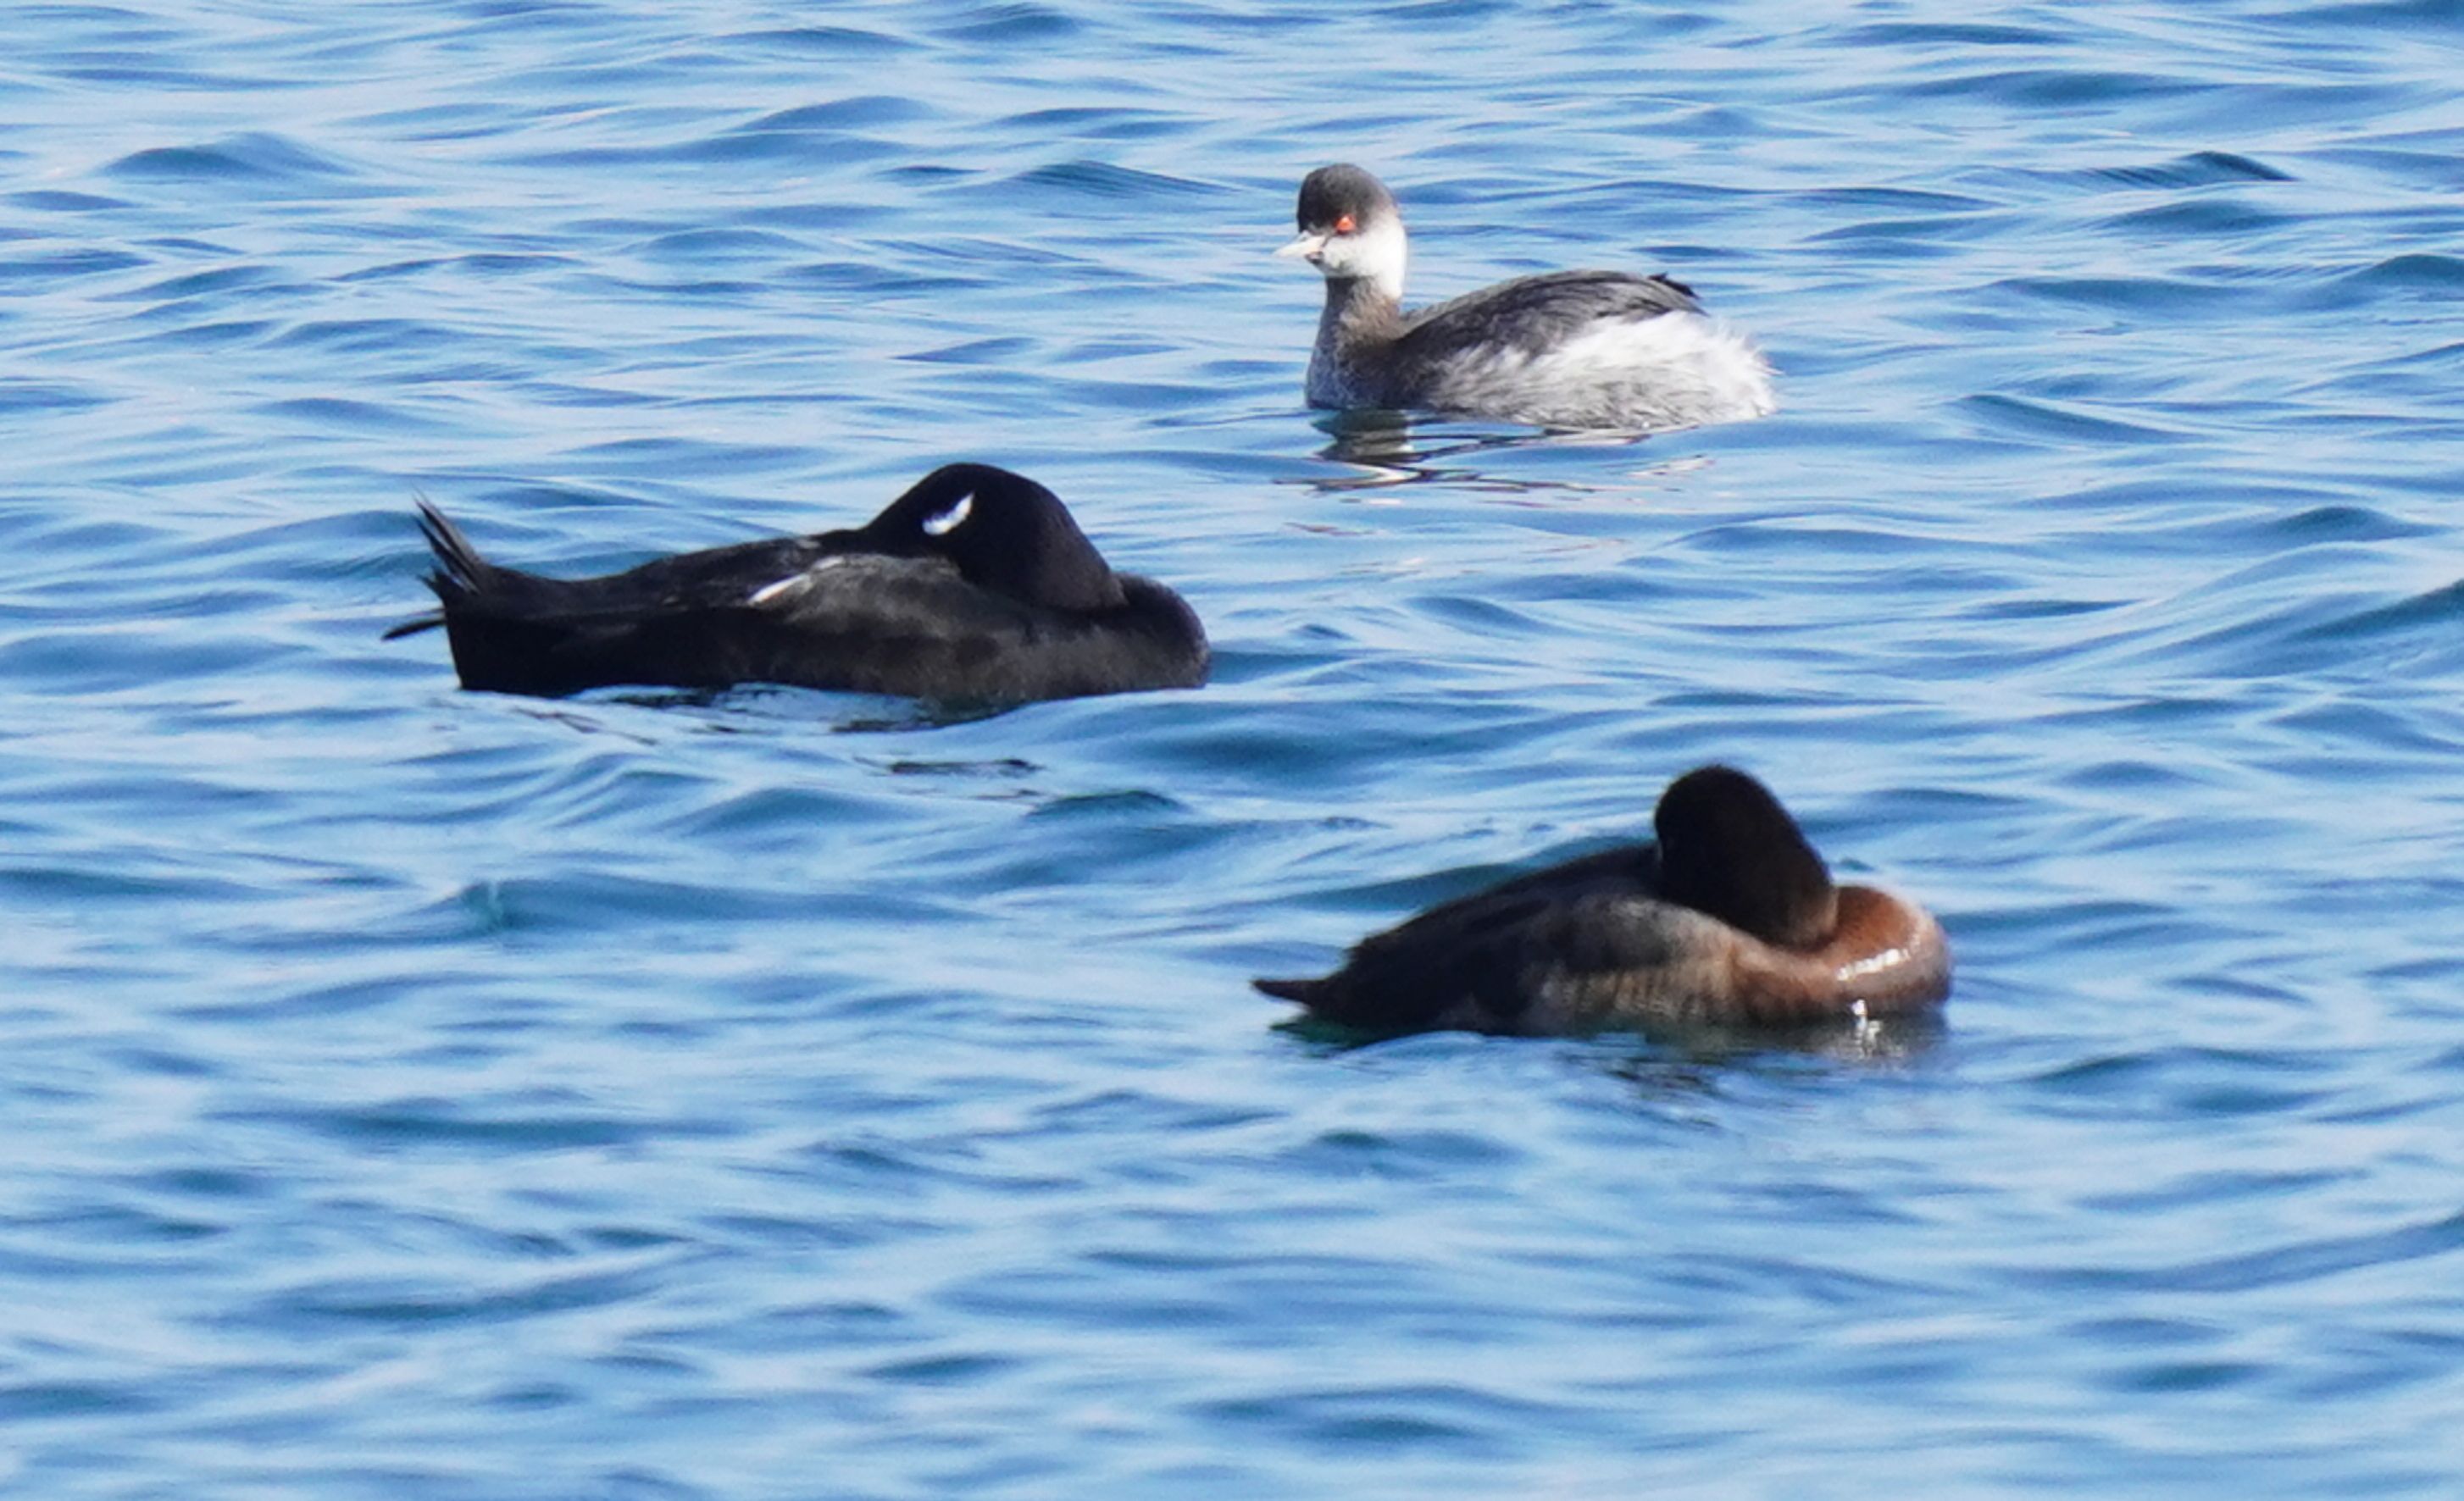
[
  {"left": 1255, "top": 845, "right": 1664, "bottom": 1034},
  {"left": 398, "top": 501, "right": 1206, "bottom": 701},
  {"left": 426, "top": 544, "right": 1203, "bottom": 702},
  {"left": 1395, "top": 270, "right": 1704, "bottom": 365},
  {"left": 390, "top": 501, "right": 841, "bottom": 634},
  {"left": 435, "top": 544, "right": 1057, "bottom": 699},
  {"left": 395, "top": 502, "right": 838, "bottom": 694}
]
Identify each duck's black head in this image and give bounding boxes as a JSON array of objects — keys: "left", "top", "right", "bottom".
[
  {"left": 1651, "top": 765, "right": 1839, "bottom": 950},
  {"left": 864, "top": 463, "right": 1126, "bottom": 612}
]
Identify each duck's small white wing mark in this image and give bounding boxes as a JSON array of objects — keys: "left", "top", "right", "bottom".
[
  {"left": 747, "top": 556, "right": 852, "bottom": 606},
  {"left": 922, "top": 491, "right": 974, "bottom": 536}
]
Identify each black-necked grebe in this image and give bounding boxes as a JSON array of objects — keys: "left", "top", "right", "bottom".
[
  {"left": 387, "top": 463, "right": 1209, "bottom": 702},
  {"left": 1255, "top": 766, "right": 1949, "bottom": 1035},
  {"left": 1279, "top": 164, "right": 1776, "bottom": 431}
]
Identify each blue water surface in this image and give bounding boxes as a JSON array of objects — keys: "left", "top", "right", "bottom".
[{"left": 5, "top": 2, "right": 2464, "bottom": 1496}]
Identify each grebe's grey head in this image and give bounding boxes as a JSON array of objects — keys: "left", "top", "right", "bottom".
[{"left": 1277, "top": 163, "right": 1407, "bottom": 302}]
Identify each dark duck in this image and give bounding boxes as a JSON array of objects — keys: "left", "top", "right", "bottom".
[
  {"left": 1279, "top": 163, "right": 1776, "bottom": 431},
  {"left": 1256, "top": 766, "right": 1948, "bottom": 1036},
  {"left": 388, "top": 463, "right": 1208, "bottom": 702}
]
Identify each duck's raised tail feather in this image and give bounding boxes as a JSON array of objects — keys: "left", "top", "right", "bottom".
[
  {"left": 1251, "top": 978, "right": 1324, "bottom": 1004},
  {"left": 413, "top": 499, "right": 491, "bottom": 600},
  {"left": 381, "top": 500, "right": 492, "bottom": 640}
]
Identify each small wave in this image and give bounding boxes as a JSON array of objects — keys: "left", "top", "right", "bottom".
[
  {"left": 1380, "top": 0, "right": 1523, "bottom": 21},
  {"left": 1959, "top": 393, "right": 2189, "bottom": 445},
  {"left": 2089, "top": 1206, "right": 2464, "bottom": 1295},
  {"left": 735, "top": 96, "right": 930, "bottom": 133},
  {"left": 632, "top": 226, "right": 807, "bottom": 263},
  {"left": 108, "top": 263, "right": 286, "bottom": 304},
  {"left": 1993, "top": 270, "right": 2267, "bottom": 320},
  {"left": 2098, "top": 198, "right": 2295, "bottom": 235},
  {"left": 266, "top": 317, "right": 430, "bottom": 352},
  {"left": 0, "top": 379, "right": 108, "bottom": 414},
  {"left": 270, "top": 1097, "right": 683, "bottom": 1152},
  {"left": 2292, "top": 577, "right": 2464, "bottom": 648},
  {"left": 2336, "top": 252, "right": 2464, "bottom": 293},
  {"left": 1902, "top": 67, "right": 2211, "bottom": 108},
  {"left": 1836, "top": 21, "right": 2062, "bottom": 46},
  {"left": 899, "top": 335, "right": 1039, "bottom": 365},
  {"left": 2088, "top": 150, "right": 2296, "bottom": 189},
  {"left": 2273, "top": 0, "right": 2464, "bottom": 25},
  {"left": 931, "top": 2, "right": 1080, "bottom": 43},
  {"left": 1000, "top": 105, "right": 1194, "bottom": 143},
  {"left": 255, "top": 396, "right": 445, "bottom": 433},
  {"left": 9, "top": 189, "right": 130, "bottom": 213},
  {"left": 724, "top": 25, "right": 918, "bottom": 55},
  {"left": 0, "top": 245, "right": 147, "bottom": 285},
  {"left": 103, "top": 131, "right": 380, "bottom": 198},
  {"left": 1007, "top": 159, "right": 1224, "bottom": 200},
  {"left": 335, "top": 251, "right": 574, "bottom": 285},
  {"left": 1800, "top": 185, "right": 2001, "bottom": 215}
]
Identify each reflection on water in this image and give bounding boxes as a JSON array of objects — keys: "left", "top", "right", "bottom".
[
  {"left": 1311, "top": 407, "right": 1734, "bottom": 505},
  {"left": 1307, "top": 407, "right": 1691, "bottom": 498},
  {"left": 1641, "top": 1008, "right": 1949, "bottom": 1067},
  {"left": 585, "top": 684, "right": 1024, "bottom": 734},
  {"left": 1274, "top": 998, "right": 1946, "bottom": 1063}
]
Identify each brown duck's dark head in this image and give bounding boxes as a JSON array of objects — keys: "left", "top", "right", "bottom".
[{"left": 1651, "top": 765, "right": 1839, "bottom": 950}]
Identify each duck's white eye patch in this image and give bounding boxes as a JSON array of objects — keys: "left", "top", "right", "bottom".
[{"left": 922, "top": 491, "right": 974, "bottom": 537}]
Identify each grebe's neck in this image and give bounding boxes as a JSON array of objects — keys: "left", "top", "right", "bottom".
[{"left": 1318, "top": 274, "right": 1405, "bottom": 340}]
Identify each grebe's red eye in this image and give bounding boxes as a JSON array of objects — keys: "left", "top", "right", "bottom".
[{"left": 1334, "top": 213, "right": 1356, "bottom": 235}]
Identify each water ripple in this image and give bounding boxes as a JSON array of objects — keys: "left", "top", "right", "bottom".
[{"left": 4, "top": 1, "right": 2463, "bottom": 1496}]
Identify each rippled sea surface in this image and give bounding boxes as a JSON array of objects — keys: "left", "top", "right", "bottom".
[{"left": 7, "top": 2, "right": 2464, "bottom": 1495}]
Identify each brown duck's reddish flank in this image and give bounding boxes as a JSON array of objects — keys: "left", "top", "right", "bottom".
[
  {"left": 1254, "top": 766, "right": 1951, "bottom": 1038},
  {"left": 1698, "top": 885, "right": 1951, "bottom": 1028}
]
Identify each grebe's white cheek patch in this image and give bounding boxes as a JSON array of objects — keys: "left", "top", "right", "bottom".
[{"left": 922, "top": 492, "right": 974, "bottom": 537}]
